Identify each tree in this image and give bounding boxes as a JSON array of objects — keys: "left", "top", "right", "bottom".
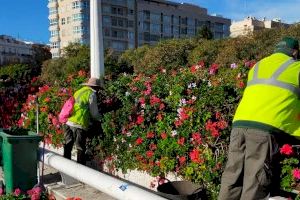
[{"left": 196, "top": 25, "right": 213, "bottom": 40}]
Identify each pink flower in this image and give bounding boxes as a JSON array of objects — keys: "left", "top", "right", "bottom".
[
  {"left": 139, "top": 97, "right": 145, "bottom": 105},
  {"left": 280, "top": 144, "right": 293, "bottom": 156},
  {"left": 209, "top": 63, "right": 219, "bottom": 75},
  {"left": 0, "top": 188, "right": 3, "bottom": 195},
  {"left": 293, "top": 168, "right": 300, "bottom": 179},
  {"left": 14, "top": 188, "right": 21, "bottom": 196}
]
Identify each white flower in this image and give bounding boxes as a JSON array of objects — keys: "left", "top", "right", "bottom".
[
  {"left": 188, "top": 83, "right": 192, "bottom": 89},
  {"left": 208, "top": 81, "right": 212, "bottom": 87},
  {"left": 179, "top": 98, "right": 187, "bottom": 106},
  {"left": 129, "top": 143, "right": 132, "bottom": 148},
  {"left": 127, "top": 132, "right": 132, "bottom": 137},
  {"left": 169, "top": 91, "right": 173, "bottom": 95},
  {"left": 192, "top": 96, "right": 197, "bottom": 100},
  {"left": 113, "top": 137, "right": 117, "bottom": 142},
  {"left": 171, "top": 130, "right": 177, "bottom": 137},
  {"left": 230, "top": 63, "right": 238, "bottom": 69},
  {"left": 191, "top": 83, "right": 196, "bottom": 88},
  {"left": 122, "top": 138, "right": 126, "bottom": 143},
  {"left": 177, "top": 108, "right": 183, "bottom": 114},
  {"left": 125, "top": 91, "right": 130, "bottom": 96}
]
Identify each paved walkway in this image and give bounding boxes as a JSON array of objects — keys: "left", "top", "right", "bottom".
[{"left": 42, "top": 164, "right": 116, "bottom": 200}]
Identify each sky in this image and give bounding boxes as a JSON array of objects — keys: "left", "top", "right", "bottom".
[{"left": 0, "top": 0, "right": 300, "bottom": 44}]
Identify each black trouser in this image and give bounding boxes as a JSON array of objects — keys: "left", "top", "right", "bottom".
[
  {"left": 63, "top": 125, "right": 87, "bottom": 165},
  {"left": 218, "top": 128, "right": 279, "bottom": 200}
]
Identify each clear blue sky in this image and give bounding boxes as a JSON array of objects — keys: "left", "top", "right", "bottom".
[{"left": 1, "top": 0, "right": 300, "bottom": 44}]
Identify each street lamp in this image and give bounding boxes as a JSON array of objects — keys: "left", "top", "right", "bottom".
[{"left": 90, "top": 0, "right": 104, "bottom": 79}]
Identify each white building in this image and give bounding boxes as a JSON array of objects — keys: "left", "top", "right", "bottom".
[
  {"left": 0, "top": 35, "right": 33, "bottom": 66},
  {"left": 230, "top": 16, "right": 289, "bottom": 38}
]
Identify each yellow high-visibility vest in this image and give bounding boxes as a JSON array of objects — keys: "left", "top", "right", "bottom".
[
  {"left": 233, "top": 53, "right": 300, "bottom": 137},
  {"left": 68, "top": 86, "right": 93, "bottom": 129}
]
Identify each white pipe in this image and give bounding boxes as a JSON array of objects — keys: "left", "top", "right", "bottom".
[
  {"left": 39, "top": 149, "right": 167, "bottom": 200},
  {"left": 90, "top": 0, "right": 105, "bottom": 79}
]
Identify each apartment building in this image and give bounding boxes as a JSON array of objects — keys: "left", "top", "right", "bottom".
[
  {"left": 230, "top": 16, "right": 290, "bottom": 38},
  {"left": 48, "top": 0, "right": 231, "bottom": 57},
  {"left": 0, "top": 35, "right": 33, "bottom": 66}
]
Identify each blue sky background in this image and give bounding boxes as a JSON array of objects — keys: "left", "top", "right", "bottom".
[{"left": 0, "top": 0, "right": 300, "bottom": 44}]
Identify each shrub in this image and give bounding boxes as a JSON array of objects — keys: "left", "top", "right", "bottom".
[{"left": 133, "top": 39, "right": 196, "bottom": 74}]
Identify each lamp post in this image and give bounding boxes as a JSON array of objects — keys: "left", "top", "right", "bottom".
[{"left": 90, "top": 0, "right": 104, "bottom": 79}]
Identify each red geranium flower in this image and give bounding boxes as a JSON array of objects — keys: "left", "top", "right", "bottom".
[
  {"left": 136, "top": 115, "right": 144, "bottom": 125},
  {"left": 136, "top": 138, "right": 143, "bottom": 145},
  {"left": 146, "top": 151, "right": 154, "bottom": 158},
  {"left": 293, "top": 168, "right": 300, "bottom": 179},
  {"left": 280, "top": 144, "right": 293, "bottom": 155}
]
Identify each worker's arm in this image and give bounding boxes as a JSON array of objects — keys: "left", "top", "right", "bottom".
[{"left": 89, "top": 92, "right": 101, "bottom": 121}]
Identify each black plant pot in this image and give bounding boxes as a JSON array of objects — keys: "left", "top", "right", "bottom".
[{"left": 157, "top": 181, "right": 207, "bottom": 200}]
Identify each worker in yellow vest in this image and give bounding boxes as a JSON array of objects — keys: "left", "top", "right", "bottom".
[
  {"left": 64, "top": 77, "right": 102, "bottom": 165},
  {"left": 218, "top": 37, "right": 300, "bottom": 200}
]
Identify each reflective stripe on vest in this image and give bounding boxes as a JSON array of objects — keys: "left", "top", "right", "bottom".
[
  {"left": 247, "top": 59, "right": 300, "bottom": 98},
  {"left": 233, "top": 53, "right": 300, "bottom": 137}
]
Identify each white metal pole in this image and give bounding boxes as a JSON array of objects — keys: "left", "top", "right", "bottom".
[
  {"left": 39, "top": 149, "right": 167, "bottom": 200},
  {"left": 90, "top": 0, "right": 104, "bottom": 79}
]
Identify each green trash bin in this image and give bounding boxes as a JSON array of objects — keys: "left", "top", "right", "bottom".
[{"left": 0, "top": 128, "right": 42, "bottom": 193}]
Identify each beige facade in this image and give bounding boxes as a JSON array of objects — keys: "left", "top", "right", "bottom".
[
  {"left": 0, "top": 35, "right": 33, "bottom": 66},
  {"left": 48, "top": 0, "right": 231, "bottom": 57},
  {"left": 230, "top": 16, "right": 289, "bottom": 38}
]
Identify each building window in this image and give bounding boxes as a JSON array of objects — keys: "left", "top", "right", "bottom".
[
  {"left": 50, "top": 30, "right": 59, "bottom": 37},
  {"left": 61, "top": 18, "right": 66, "bottom": 25},
  {"left": 163, "top": 15, "right": 171, "bottom": 24},
  {"left": 128, "top": 20, "right": 134, "bottom": 28},
  {"left": 104, "top": 28, "right": 110, "bottom": 36},
  {"left": 103, "top": 16, "right": 111, "bottom": 26},
  {"left": 143, "top": 22, "right": 150, "bottom": 31},
  {"left": 150, "top": 13, "right": 160, "bottom": 23},
  {"left": 128, "top": 31, "right": 134, "bottom": 40},
  {"left": 111, "top": 41, "right": 127, "bottom": 51},
  {"left": 163, "top": 25, "right": 171, "bottom": 35},
  {"left": 67, "top": 17, "right": 71, "bottom": 24},
  {"left": 52, "top": 52, "right": 60, "bottom": 57},
  {"left": 72, "top": 1, "right": 80, "bottom": 9},
  {"left": 73, "top": 26, "right": 85, "bottom": 34},
  {"left": 181, "top": 17, "right": 187, "bottom": 25},
  {"left": 150, "top": 23, "right": 160, "bottom": 34},
  {"left": 49, "top": 18, "right": 58, "bottom": 26},
  {"left": 102, "top": 5, "right": 110, "bottom": 14},
  {"left": 143, "top": 10, "right": 150, "bottom": 21},
  {"left": 72, "top": 13, "right": 84, "bottom": 22},
  {"left": 181, "top": 27, "right": 187, "bottom": 34},
  {"left": 49, "top": 7, "right": 58, "bottom": 15},
  {"left": 51, "top": 42, "right": 60, "bottom": 48}
]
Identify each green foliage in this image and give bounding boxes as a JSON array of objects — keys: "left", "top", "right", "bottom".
[
  {"left": 188, "top": 39, "right": 223, "bottom": 66},
  {"left": 0, "top": 64, "right": 33, "bottom": 87},
  {"left": 196, "top": 25, "right": 213, "bottom": 40},
  {"left": 131, "top": 39, "right": 196, "bottom": 74}
]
